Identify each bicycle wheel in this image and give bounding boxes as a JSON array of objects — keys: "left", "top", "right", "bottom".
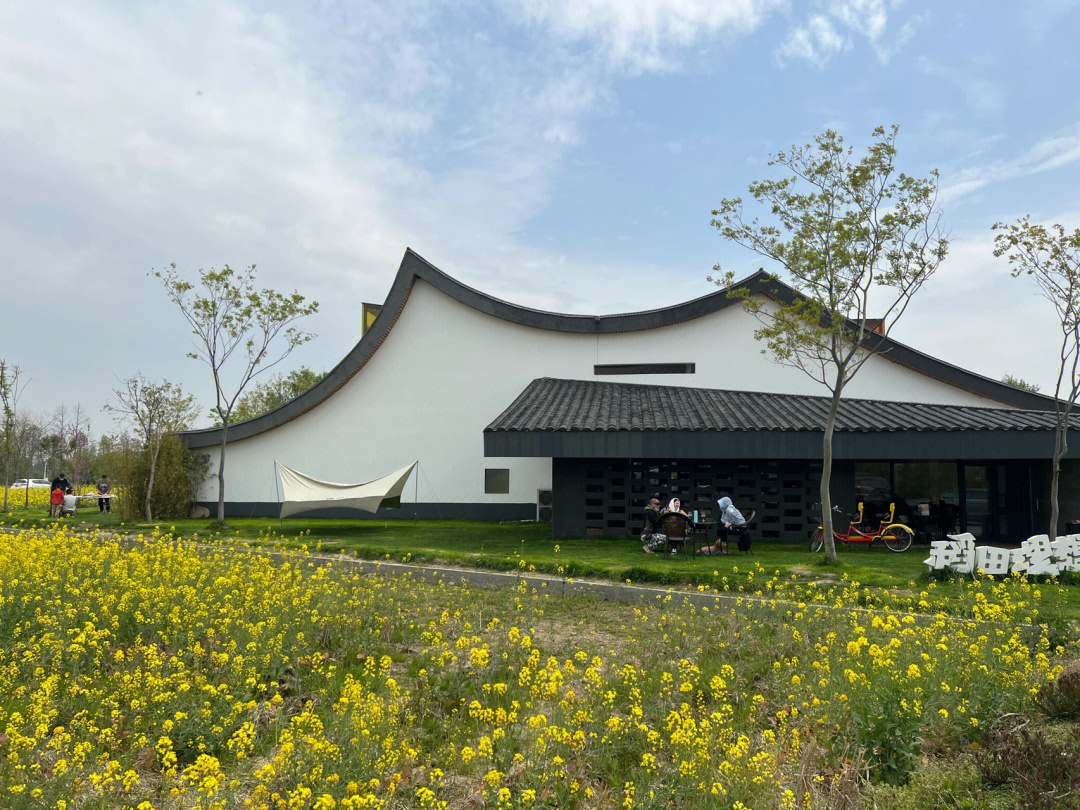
[
  {"left": 882, "top": 524, "right": 913, "bottom": 552},
  {"left": 809, "top": 528, "right": 824, "bottom": 553}
]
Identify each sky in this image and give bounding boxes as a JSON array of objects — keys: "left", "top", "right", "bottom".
[{"left": 3, "top": 0, "right": 1080, "bottom": 434}]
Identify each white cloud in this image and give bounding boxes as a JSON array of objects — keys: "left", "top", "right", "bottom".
[
  {"left": 829, "top": 0, "right": 889, "bottom": 41},
  {"left": 940, "top": 122, "right": 1080, "bottom": 204},
  {"left": 0, "top": 0, "right": 727, "bottom": 424},
  {"left": 777, "top": 14, "right": 849, "bottom": 66},
  {"left": 776, "top": 0, "right": 913, "bottom": 66},
  {"left": 501, "top": 0, "right": 784, "bottom": 72}
]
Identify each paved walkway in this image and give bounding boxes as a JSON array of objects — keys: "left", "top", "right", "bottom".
[{"left": 194, "top": 538, "right": 988, "bottom": 627}]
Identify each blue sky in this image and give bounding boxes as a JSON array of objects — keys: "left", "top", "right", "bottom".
[{"left": 3, "top": 1, "right": 1080, "bottom": 429}]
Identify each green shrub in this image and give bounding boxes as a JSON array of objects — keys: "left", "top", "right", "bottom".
[
  {"left": 852, "top": 692, "right": 923, "bottom": 785},
  {"left": 114, "top": 434, "right": 207, "bottom": 519},
  {"left": 863, "top": 756, "right": 998, "bottom": 810}
]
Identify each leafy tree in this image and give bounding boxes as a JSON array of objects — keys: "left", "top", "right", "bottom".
[
  {"left": 0, "top": 360, "right": 26, "bottom": 512},
  {"left": 994, "top": 218, "right": 1080, "bottom": 543},
  {"left": 711, "top": 125, "right": 947, "bottom": 563},
  {"left": 1001, "top": 374, "right": 1041, "bottom": 393},
  {"left": 154, "top": 264, "right": 318, "bottom": 524},
  {"left": 226, "top": 366, "right": 325, "bottom": 423},
  {"left": 105, "top": 376, "right": 199, "bottom": 520}
]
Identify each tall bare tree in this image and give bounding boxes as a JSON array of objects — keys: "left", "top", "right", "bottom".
[
  {"left": 105, "top": 376, "right": 199, "bottom": 520},
  {"left": 154, "top": 264, "right": 318, "bottom": 524},
  {"left": 994, "top": 218, "right": 1080, "bottom": 543},
  {"left": 0, "top": 361, "right": 27, "bottom": 512},
  {"left": 711, "top": 125, "right": 948, "bottom": 563},
  {"left": 65, "top": 404, "right": 92, "bottom": 488}
]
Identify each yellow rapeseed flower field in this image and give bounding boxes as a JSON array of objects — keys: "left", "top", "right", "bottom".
[
  {"left": 4, "top": 485, "right": 98, "bottom": 511},
  {"left": 0, "top": 525, "right": 1070, "bottom": 808}
]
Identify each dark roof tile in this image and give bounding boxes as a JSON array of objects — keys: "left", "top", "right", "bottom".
[{"left": 486, "top": 378, "right": 1071, "bottom": 434}]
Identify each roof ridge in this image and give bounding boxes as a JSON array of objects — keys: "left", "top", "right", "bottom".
[{"left": 536, "top": 376, "right": 1048, "bottom": 413}]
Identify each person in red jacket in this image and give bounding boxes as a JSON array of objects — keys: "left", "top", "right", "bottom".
[{"left": 50, "top": 487, "right": 64, "bottom": 518}]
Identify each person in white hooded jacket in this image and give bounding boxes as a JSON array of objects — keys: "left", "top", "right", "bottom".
[{"left": 701, "top": 496, "right": 747, "bottom": 555}]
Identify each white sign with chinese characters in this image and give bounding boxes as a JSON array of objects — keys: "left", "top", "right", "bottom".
[{"left": 924, "top": 533, "right": 1080, "bottom": 577}]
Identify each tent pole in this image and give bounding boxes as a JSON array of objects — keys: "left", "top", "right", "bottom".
[
  {"left": 420, "top": 462, "right": 445, "bottom": 521},
  {"left": 275, "top": 462, "right": 283, "bottom": 528}
]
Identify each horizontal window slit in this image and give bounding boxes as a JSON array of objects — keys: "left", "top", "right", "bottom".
[{"left": 594, "top": 363, "right": 695, "bottom": 375}]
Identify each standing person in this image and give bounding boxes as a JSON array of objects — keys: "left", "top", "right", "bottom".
[
  {"left": 701, "top": 496, "right": 747, "bottom": 555},
  {"left": 49, "top": 486, "right": 64, "bottom": 518},
  {"left": 51, "top": 472, "right": 73, "bottom": 495},
  {"left": 641, "top": 497, "right": 668, "bottom": 553},
  {"left": 96, "top": 474, "right": 112, "bottom": 513}
]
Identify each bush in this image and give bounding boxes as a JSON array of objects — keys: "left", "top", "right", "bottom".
[
  {"left": 864, "top": 756, "right": 987, "bottom": 810},
  {"left": 976, "top": 721, "right": 1080, "bottom": 810},
  {"left": 114, "top": 434, "right": 207, "bottom": 519},
  {"left": 1038, "top": 663, "right": 1080, "bottom": 720}
]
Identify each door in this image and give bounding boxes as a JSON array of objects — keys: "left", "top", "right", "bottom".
[
  {"left": 962, "top": 465, "right": 990, "bottom": 541},
  {"left": 961, "top": 464, "right": 1009, "bottom": 542}
]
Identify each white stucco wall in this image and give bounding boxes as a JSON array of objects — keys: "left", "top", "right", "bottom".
[{"left": 198, "top": 278, "right": 1012, "bottom": 506}]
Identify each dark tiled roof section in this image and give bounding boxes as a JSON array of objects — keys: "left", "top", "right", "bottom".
[{"left": 487, "top": 378, "right": 1074, "bottom": 434}]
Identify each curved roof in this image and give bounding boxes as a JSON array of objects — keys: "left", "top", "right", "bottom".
[{"left": 181, "top": 248, "right": 1053, "bottom": 449}]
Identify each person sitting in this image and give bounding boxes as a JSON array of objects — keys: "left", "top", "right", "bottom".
[
  {"left": 61, "top": 492, "right": 78, "bottom": 517},
  {"left": 641, "top": 496, "right": 668, "bottom": 553},
  {"left": 666, "top": 497, "right": 690, "bottom": 518},
  {"left": 658, "top": 498, "right": 693, "bottom": 554},
  {"left": 701, "top": 496, "right": 747, "bottom": 555}
]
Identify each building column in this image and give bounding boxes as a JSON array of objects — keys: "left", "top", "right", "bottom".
[
  {"left": 552, "top": 457, "right": 586, "bottom": 540},
  {"left": 829, "top": 460, "right": 856, "bottom": 516}
]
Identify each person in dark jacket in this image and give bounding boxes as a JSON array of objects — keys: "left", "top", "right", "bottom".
[
  {"left": 641, "top": 497, "right": 668, "bottom": 553},
  {"left": 96, "top": 475, "right": 112, "bottom": 513},
  {"left": 51, "top": 473, "right": 73, "bottom": 495}
]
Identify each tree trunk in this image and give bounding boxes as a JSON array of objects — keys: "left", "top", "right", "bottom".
[
  {"left": 819, "top": 385, "right": 844, "bottom": 564},
  {"left": 1050, "top": 421, "right": 1067, "bottom": 543},
  {"left": 146, "top": 444, "right": 159, "bottom": 522},
  {"left": 216, "top": 421, "right": 228, "bottom": 525},
  {"left": 24, "top": 479, "right": 29, "bottom": 508}
]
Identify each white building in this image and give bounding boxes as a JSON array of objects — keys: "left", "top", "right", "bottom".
[{"left": 182, "top": 249, "right": 1063, "bottom": 542}]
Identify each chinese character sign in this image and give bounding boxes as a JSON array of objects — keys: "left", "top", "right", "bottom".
[{"left": 924, "top": 533, "right": 1073, "bottom": 577}]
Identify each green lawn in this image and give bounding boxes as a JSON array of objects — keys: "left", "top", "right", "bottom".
[{"left": 0, "top": 504, "right": 1001, "bottom": 591}]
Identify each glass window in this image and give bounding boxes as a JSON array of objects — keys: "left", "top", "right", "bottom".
[
  {"left": 594, "top": 363, "right": 695, "bottom": 375},
  {"left": 485, "top": 468, "right": 509, "bottom": 494},
  {"left": 894, "top": 462, "right": 960, "bottom": 533},
  {"left": 963, "top": 465, "right": 990, "bottom": 540},
  {"left": 854, "top": 462, "right": 891, "bottom": 518}
]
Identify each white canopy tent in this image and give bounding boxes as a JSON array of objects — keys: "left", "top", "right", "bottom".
[{"left": 274, "top": 460, "right": 417, "bottom": 519}]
